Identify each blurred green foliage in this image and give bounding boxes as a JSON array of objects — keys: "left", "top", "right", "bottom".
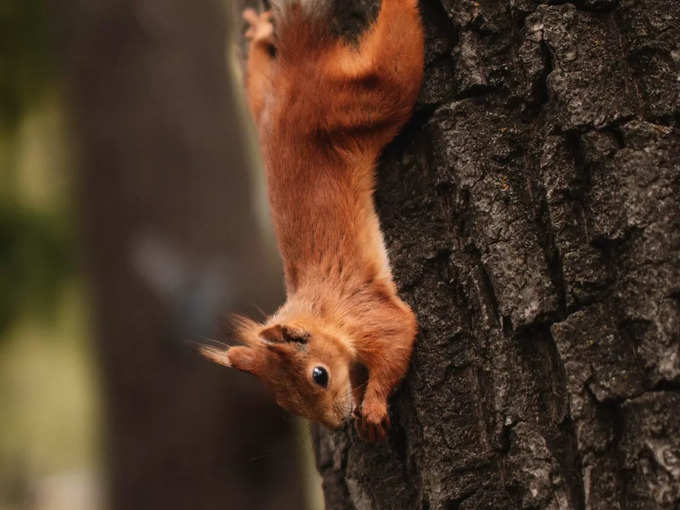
[
  {"left": 0, "top": 202, "right": 75, "bottom": 335},
  {"left": 0, "top": 0, "right": 96, "bottom": 499},
  {"left": 0, "top": 0, "right": 55, "bottom": 129},
  {"left": 0, "top": 0, "right": 74, "bottom": 337}
]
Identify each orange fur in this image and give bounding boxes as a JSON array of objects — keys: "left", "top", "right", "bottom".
[{"left": 204, "top": 0, "right": 424, "bottom": 441}]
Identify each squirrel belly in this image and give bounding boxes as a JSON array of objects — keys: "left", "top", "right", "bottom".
[{"left": 202, "top": 0, "right": 424, "bottom": 441}]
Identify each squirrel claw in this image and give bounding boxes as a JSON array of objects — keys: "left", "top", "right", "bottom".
[{"left": 355, "top": 399, "right": 390, "bottom": 442}]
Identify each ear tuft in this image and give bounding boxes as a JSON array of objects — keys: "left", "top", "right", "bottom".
[
  {"left": 260, "top": 324, "right": 309, "bottom": 344},
  {"left": 199, "top": 345, "right": 232, "bottom": 367},
  {"left": 230, "top": 314, "right": 261, "bottom": 347}
]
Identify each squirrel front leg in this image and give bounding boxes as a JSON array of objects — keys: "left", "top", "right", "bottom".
[
  {"left": 356, "top": 299, "right": 417, "bottom": 441},
  {"left": 243, "top": 8, "right": 276, "bottom": 127}
]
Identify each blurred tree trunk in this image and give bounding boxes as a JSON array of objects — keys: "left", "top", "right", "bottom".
[
  {"left": 65, "top": 1, "right": 307, "bottom": 509},
  {"left": 313, "top": 1, "right": 680, "bottom": 509}
]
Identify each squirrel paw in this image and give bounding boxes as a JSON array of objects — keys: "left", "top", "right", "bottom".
[
  {"left": 243, "top": 8, "right": 274, "bottom": 46},
  {"left": 355, "top": 398, "right": 390, "bottom": 442}
]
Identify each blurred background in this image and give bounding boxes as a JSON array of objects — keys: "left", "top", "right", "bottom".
[{"left": 0, "top": 1, "right": 321, "bottom": 509}]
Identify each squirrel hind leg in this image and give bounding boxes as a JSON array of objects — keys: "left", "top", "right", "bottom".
[
  {"left": 269, "top": 0, "right": 334, "bottom": 57},
  {"left": 313, "top": 0, "right": 424, "bottom": 142}
]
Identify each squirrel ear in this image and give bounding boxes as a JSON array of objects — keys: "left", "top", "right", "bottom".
[
  {"left": 200, "top": 345, "right": 262, "bottom": 375},
  {"left": 260, "top": 324, "right": 309, "bottom": 344},
  {"left": 225, "top": 345, "right": 263, "bottom": 375}
]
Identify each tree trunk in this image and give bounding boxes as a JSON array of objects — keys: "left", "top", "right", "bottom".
[
  {"left": 312, "top": 1, "right": 680, "bottom": 509},
  {"left": 66, "top": 1, "right": 307, "bottom": 509}
]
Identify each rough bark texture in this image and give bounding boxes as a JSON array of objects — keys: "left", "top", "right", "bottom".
[{"left": 310, "top": 1, "right": 680, "bottom": 509}]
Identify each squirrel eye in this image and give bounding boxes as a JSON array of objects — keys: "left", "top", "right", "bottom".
[{"left": 312, "top": 366, "right": 329, "bottom": 388}]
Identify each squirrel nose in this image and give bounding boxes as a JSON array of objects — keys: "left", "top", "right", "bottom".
[{"left": 351, "top": 405, "right": 360, "bottom": 419}]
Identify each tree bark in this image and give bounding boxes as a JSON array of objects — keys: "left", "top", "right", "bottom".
[{"left": 312, "top": 1, "right": 680, "bottom": 509}]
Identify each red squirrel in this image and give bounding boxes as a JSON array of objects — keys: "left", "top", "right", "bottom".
[{"left": 201, "top": 0, "right": 424, "bottom": 441}]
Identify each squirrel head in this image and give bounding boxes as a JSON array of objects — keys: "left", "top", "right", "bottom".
[{"left": 201, "top": 316, "right": 358, "bottom": 429}]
